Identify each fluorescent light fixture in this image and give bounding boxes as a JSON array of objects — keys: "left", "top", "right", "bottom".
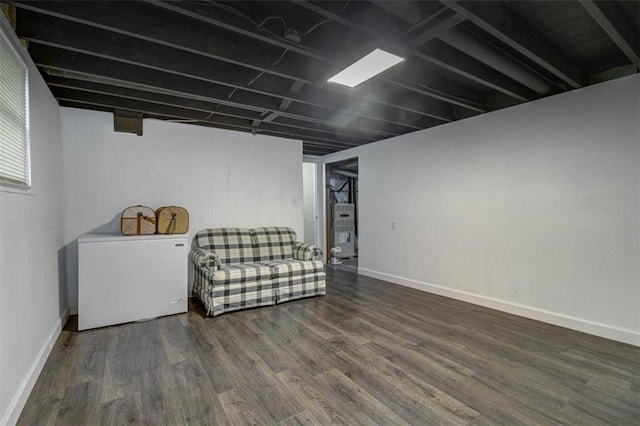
[{"left": 328, "top": 48, "right": 404, "bottom": 87}]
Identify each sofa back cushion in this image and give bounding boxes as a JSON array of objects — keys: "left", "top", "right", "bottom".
[
  {"left": 251, "top": 227, "right": 296, "bottom": 261},
  {"left": 194, "top": 228, "right": 256, "bottom": 265}
]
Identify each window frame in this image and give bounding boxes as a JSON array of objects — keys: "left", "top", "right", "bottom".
[{"left": 0, "top": 18, "right": 31, "bottom": 193}]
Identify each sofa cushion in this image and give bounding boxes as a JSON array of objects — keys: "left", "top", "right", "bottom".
[
  {"left": 273, "top": 272, "right": 326, "bottom": 303},
  {"left": 195, "top": 228, "right": 256, "bottom": 265},
  {"left": 252, "top": 227, "right": 296, "bottom": 261},
  {"left": 207, "top": 280, "right": 276, "bottom": 316},
  {"left": 210, "top": 263, "right": 272, "bottom": 285},
  {"left": 260, "top": 259, "right": 324, "bottom": 278}
]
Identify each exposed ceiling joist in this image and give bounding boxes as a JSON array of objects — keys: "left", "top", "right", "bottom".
[
  {"left": 135, "top": 0, "right": 481, "bottom": 112},
  {"left": 579, "top": 0, "right": 640, "bottom": 68},
  {"left": 437, "top": 28, "right": 555, "bottom": 95},
  {"left": 290, "top": 0, "right": 373, "bottom": 39},
  {"left": 418, "top": 40, "right": 537, "bottom": 102},
  {"left": 256, "top": 80, "right": 304, "bottom": 130},
  {"left": 6, "top": 0, "right": 636, "bottom": 155},
  {"left": 292, "top": 0, "right": 534, "bottom": 101},
  {"left": 53, "top": 93, "right": 362, "bottom": 148},
  {"left": 51, "top": 70, "right": 394, "bottom": 140},
  {"left": 404, "top": 9, "right": 466, "bottom": 50},
  {"left": 382, "top": 78, "right": 485, "bottom": 113},
  {"left": 14, "top": 4, "right": 458, "bottom": 126},
  {"left": 55, "top": 95, "right": 363, "bottom": 153},
  {"left": 397, "top": 6, "right": 551, "bottom": 100},
  {"left": 61, "top": 95, "right": 332, "bottom": 155},
  {"left": 443, "top": 1, "right": 586, "bottom": 89},
  {"left": 46, "top": 77, "right": 374, "bottom": 144},
  {"left": 33, "top": 50, "right": 400, "bottom": 140},
  {"left": 141, "top": 0, "right": 328, "bottom": 62},
  {"left": 18, "top": 14, "right": 440, "bottom": 133},
  {"left": 10, "top": 0, "right": 315, "bottom": 83},
  {"left": 402, "top": 7, "right": 450, "bottom": 36}
]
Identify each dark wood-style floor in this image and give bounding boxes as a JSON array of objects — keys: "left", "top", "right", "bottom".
[{"left": 19, "top": 268, "right": 640, "bottom": 425}]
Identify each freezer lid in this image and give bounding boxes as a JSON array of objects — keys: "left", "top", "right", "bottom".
[{"left": 78, "top": 233, "right": 189, "bottom": 244}]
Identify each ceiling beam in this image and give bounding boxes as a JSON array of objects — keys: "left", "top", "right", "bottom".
[
  {"left": 379, "top": 6, "right": 487, "bottom": 112},
  {"left": 437, "top": 28, "right": 555, "bottom": 95},
  {"left": 58, "top": 71, "right": 394, "bottom": 140},
  {"left": 53, "top": 93, "right": 365, "bottom": 150},
  {"left": 16, "top": 18, "right": 421, "bottom": 131},
  {"left": 280, "top": 80, "right": 306, "bottom": 111},
  {"left": 135, "top": 0, "right": 481, "bottom": 112},
  {"left": 25, "top": 37, "right": 428, "bottom": 138},
  {"left": 12, "top": 2, "right": 462, "bottom": 124},
  {"left": 31, "top": 46, "right": 400, "bottom": 139},
  {"left": 289, "top": 1, "right": 478, "bottom": 113},
  {"left": 17, "top": 10, "right": 450, "bottom": 130},
  {"left": 402, "top": 7, "right": 449, "bottom": 36},
  {"left": 290, "top": 0, "right": 373, "bottom": 39},
  {"left": 385, "top": 2, "right": 553, "bottom": 95},
  {"left": 418, "top": 40, "right": 537, "bottom": 102},
  {"left": 404, "top": 9, "right": 466, "bottom": 50},
  {"left": 375, "top": 1, "right": 439, "bottom": 27},
  {"left": 141, "top": 0, "right": 328, "bottom": 62},
  {"left": 255, "top": 80, "right": 306, "bottom": 128},
  {"left": 292, "top": 0, "right": 533, "bottom": 102},
  {"left": 579, "top": 0, "right": 639, "bottom": 68},
  {"left": 46, "top": 76, "right": 375, "bottom": 144},
  {"left": 54, "top": 101, "right": 336, "bottom": 156},
  {"left": 10, "top": 0, "right": 316, "bottom": 84},
  {"left": 376, "top": 76, "right": 483, "bottom": 113},
  {"left": 443, "top": 1, "right": 586, "bottom": 89}
]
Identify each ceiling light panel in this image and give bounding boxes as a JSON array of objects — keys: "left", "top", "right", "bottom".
[{"left": 328, "top": 49, "right": 404, "bottom": 88}]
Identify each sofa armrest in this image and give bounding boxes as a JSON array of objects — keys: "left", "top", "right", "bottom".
[
  {"left": 293, "top": 242, "right": 323, "bottom": 261},
  {"left": 190, "top": 247, "right": 223, "bottom": 271}
]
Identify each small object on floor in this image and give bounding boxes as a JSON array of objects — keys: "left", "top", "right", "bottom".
[{"left": 330, "top": 247, "right": 343, "bottom": 264}]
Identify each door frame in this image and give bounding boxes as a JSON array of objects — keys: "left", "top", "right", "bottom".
[{"left": 324, "top": 157, "right": 358, "bottom": 261}]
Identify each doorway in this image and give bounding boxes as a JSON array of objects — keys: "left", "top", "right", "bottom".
[{"left": 326, "top": 158, "right": 358, "bottom": 272}]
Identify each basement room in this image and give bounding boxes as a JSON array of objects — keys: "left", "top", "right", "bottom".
[{"left": 1, "top": 1, "right": 638, "bottom": 424}]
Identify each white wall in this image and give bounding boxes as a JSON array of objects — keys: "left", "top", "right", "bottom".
[
  {"left": 61, "top": 109, "right": 304, "bottom": 310},
  {"left": 0, "top": 18, "right": 66, "bottom": 424},
  {"left": 303, "top": 155, "right": 325, "bottom": 256},
  {"left": 322, "top": 75, "right": 640, "bottom": 345},
  {"left": 302, "top": 162, "right": 317, "bottom": 244}
]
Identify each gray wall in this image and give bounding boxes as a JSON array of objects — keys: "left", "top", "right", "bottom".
[{"left": 322, "top": 74, "right": 640, "bottom": 345}]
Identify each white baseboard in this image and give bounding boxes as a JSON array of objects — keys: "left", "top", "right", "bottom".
[
  {"left": 1, "top": 307, "right": 69, "bottom": 426},
  {"left": 358, "top": 268, "right": 640, "bottom": 347}
]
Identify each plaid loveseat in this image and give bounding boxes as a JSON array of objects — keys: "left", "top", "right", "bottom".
[{"left": 190, "top": 227, "right": 326, "bottom": 316}]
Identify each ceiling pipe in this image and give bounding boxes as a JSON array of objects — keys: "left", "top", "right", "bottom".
[{"left": 438, "top": 28, "right": 555, "bottom": 95}]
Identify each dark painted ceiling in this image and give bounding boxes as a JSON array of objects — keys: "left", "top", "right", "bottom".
[{"left": 4, "top": 0, "right": 639, "bottom": 155}]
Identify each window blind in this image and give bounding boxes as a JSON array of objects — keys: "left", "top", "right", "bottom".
[{"left": 0, "top": 29, "right": 29, "bottom": 188}]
